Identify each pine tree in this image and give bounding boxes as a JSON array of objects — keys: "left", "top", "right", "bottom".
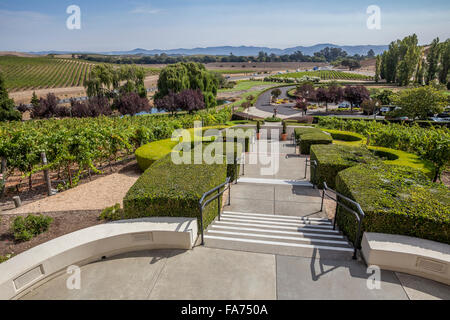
[
  {"left": 31, "top": 91, "right": 40, "bottom": 108},
  {"left": 0, "top": 72, "right": 21, "bottom": 122}
]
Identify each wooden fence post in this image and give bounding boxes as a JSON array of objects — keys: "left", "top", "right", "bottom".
[
  {"left": 1, "top": 157, "right": 6, "bottom": 196},
  {"left": 41, "top": 152, "right": 53, "bottom": 196}
]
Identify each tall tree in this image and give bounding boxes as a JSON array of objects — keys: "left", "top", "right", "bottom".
[
  {"left": 375, "top": 55, "right": 382, "bottom": 83},
  {"left": 438, "top": 39, "right": 450, "bottom": 87},
  {"left": 425, "top": 38, "right": 441, "bottom": 85},
  {"left": 392, "top": 85, "right": 447, "bottom": 120},
  {"left": 0, "top": 72, "right": 21, "bottom": 122}
]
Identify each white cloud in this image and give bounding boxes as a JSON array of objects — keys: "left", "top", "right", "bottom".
[{"left": 130, "top": 6, "right": 162, "bottom": 14}]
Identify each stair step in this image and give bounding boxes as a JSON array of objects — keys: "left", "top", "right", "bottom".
[
  {"left": 220, "top": 217, "right": 333, "bottom": 229},
  {"left": 209, "top": 225, "right": 345, "bottom": 239},
  {"left": 206, "top": 230, "right": 350, "bottom": 246},
  {"left": 223, "top": 211, "right": 330, "bottom": 222},
  {"left": 237, "top": 177, "right": 313, "bottom": 187},
  {"left": 215, "top": 221, "right": 341, "bottom": 234},
  {"left": 221, "top": 214, "right": 331, "bottom": 226},
  {"left": 204, "top": 235, "right": 354, "bottom": 253}
]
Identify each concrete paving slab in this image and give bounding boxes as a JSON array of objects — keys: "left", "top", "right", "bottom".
[
  {"left": 275, "top": 201, "right": 325, "bottom": 219},
  {"left": 231, "top": 184, "right": 275, "bottom": 201},
  {"left": 276, "top": 254, "right": 409, "bottom": 300},
  {"left": 224, "top": 198, "right": 274, "bottom": 214},
  {"left": 21, "top": 250, "right": 174, "bottom": 300},
  {"left": 275, "top": 185, "right": 322, "bottom": 203},
  {"left": 148, "top": 247, "right": 276, "bottom": 300},
  {"left": 395, "top": 272, "right": 450, "bottom": 300}
]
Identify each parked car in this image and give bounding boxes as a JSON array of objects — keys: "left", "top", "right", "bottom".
[
  {"left": 429, "top": 117, "right": 450, "bottom": 122},
  {"left": 338, "top": 102, "right": 351, "bottom": 109}
]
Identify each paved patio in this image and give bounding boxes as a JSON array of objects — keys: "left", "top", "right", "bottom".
[{"left": 18, "top": 138, "right": 450, "bottom": 300}]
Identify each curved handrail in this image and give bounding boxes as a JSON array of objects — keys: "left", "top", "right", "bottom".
[
  {"left": 320, "top": 181, "right": 365, "bottom": 260},
  {"left": 198, "top": 177, "right": 231, "bottom": 245}
]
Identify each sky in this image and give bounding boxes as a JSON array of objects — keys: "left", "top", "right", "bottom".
[{"left": 0, "top": 0, "right": 449, "bottom": 52}]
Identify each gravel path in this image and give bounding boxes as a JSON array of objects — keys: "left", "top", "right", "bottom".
[{"left": 3, "top": 169, "right": 140, "bottom": 215}]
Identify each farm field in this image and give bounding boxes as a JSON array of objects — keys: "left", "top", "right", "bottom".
[
  {"left": 0, "top": 56, "right": 160, "bottom": 92},
  {"left": 273, "top": 70, "right": 374, "bottom": 81}
]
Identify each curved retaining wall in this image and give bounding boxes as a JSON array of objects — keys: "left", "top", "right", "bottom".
[
  {"left": 0, "top": 217, "right": 198, "bottom": 300},
  {"left": 361, "top": 232, "right": 450, "bottom": 285}
]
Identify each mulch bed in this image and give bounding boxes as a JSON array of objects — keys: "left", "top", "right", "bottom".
[{"left": 0, "top": 210, "right": 105, "bottom": 258}]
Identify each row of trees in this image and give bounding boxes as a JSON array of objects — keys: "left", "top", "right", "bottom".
[
  {"left": 79, "top": 47, "right": 376, "bottom": 66},
  {"left": 292, "top": 83, "right": 370, "bottom": 112},
  {"left": 376, "top": 34, "right": 449, "bottom": 87},
  {"left": 25, "top": 64, "right": 152, "bottom": 119},
  {"left": 29, "top": 92, "right": 150, "bottom": 119}
]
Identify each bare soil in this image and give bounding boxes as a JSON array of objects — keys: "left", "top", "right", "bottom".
[{"left": 0, "top": 210, "right": 105, "bottom": 258}]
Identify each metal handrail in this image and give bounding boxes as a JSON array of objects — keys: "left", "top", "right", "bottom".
[
  {"left": 305, "top": 159, "right": 317, "bottom": 188},
  {"left": 320, "top": 182, "right": 365, "bottom": 260},
  {"left": 198, "top": 177, "right": 231, "bottom": 245}
]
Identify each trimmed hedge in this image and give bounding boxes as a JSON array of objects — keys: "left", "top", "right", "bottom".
[
  {"left": 310, "top": 145, "right": 378, "bottom": 189},
  {"left": 135, "top": 126, "right": 227, "bottom": 172},
  {"left": 335, "top": 163, "right": 450, "bottom": 246},
  {"left": 123, "top": 153, "right": 227, "bottom": 231},
  {"left": 322, "top": 129, "right": 364, "bottom": 143},
  {"left": 294, "top": 128, "right": 332, "bottom": 155}
]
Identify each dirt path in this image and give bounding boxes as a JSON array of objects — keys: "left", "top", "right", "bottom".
[
  {"left": 2, "top": 166, "right": 141, "bottom": 215},
  {"left": 9, "top": 75, "right": 160, "bottom": 104}
]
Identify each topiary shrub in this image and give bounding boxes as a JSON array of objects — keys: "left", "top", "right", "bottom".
[
  {"left": 298, "top": 131, "right": 333, "bottom": 155},
  {"left": 123, "top": 153, "right": 227, "bottom": 231},
  {"left": 335, "top": 163, "right": 450, "bottom": 246},
  {"left": 12, "top": 214, "right": 54, "bottom": 242},
  {"left": 310, "top": 145, "right": 379, "bottom": 189},
  {"left": 294, "top": 127, "right": 319, "bottom": 142},
  {"left": 323, "top": 129, "right": 364, "bottom": 142}
]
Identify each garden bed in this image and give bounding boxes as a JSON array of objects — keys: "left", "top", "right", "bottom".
[{"left": 0, "top": 210, "right": 105, "bottom": 262}]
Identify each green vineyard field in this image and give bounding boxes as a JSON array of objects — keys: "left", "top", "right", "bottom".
[
  {"left": 0, "top": 56, "right": 160, "bottom": 92},
  {"left": 274, "top": 70, "right": 373, "bottom": 81}
]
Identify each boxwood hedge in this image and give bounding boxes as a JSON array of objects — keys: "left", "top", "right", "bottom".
[
  {"left": 123, "top": 152, "right": 227, "bottom": 231},
  {"left": 310, "top": 145, "right": 378, "bottom": 189},
  {"left": 335, "top": 163, "right": 450, "bottom": 246},
  {"left": 294, "top": 127, "right": 333, "bottom": 155}
]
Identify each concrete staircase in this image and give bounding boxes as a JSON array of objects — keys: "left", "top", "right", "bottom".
[{"left": 205, "top": 211, "right": 355, "bottom": 259}]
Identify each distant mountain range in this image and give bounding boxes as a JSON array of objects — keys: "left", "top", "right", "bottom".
[{"left": 29, "top": 44, "right": 388, "bottom": 57}]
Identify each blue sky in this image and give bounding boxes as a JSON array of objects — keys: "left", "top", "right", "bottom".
[{"left": 0, "top": 0, "right": 449, "bottom": 52}]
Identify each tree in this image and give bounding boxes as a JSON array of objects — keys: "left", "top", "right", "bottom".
[
  {"left": 174, "top": 89, "right": 205, "bottom": 113},
  {"left": 295, "top": 97, "right": 308, "bottom": 116},
  {"left": 114, "top": 92, "right": 150, "bottom": 116},
  {"left": 370, "top": 89, "right": 394, "bottom": 105},
  {"left": 315, "top": 87, "right": 333, "bottom": 112},
  {"left": 328, "top": 85, "right": 344, "bottom": 107},
  {"left": 31, "top": 93, "right": 59, "bottom": 119},
  {"left": 343, "top": 86, "right": 370, "bottom": 111},
  {"left": 375, "top": 55, "right": 382, "bottom": 83},
  {"left": 438, "top": 39, "right": 450, "bottom": 86},
  {"left": 271, "top": 89, "right": 282, "bottom": 102},
  {"left": 367, "top": 49, "right": 375, "bottom": 58},
  {"left": 0, "top": 72, "right": 21, "bottom": 121},
  {"left": 361, "top": 99, "right": 380, "bottom": 115},
  {"left": 156, "top": 62, "right": 218, "bottom": 109},
  {"left": 31, "top": 91, "right": 40, "bottom": 109},
  {"left": 392, "top": 85, "right": 447, "bottom": 120},
  {"left": 341, "top": 59, "right": 361, "bottom": 71},
  {"left": 154, "top": 91, "right": 178, "bottom": 115},
  {"left": 426, "top": 38, "right": 441, "bottom": 85}
]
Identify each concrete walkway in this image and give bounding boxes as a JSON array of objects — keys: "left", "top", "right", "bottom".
[{"left": 18, "top": 137, "right": 450, "bottom": 300}]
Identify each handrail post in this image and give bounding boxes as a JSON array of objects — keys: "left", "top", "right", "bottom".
[
  {"left": 305, "top": 158, "right": 308, "bottom": 179},
  {"left": 199, "top": 204, "right": 205, "bottom": 245},
  {"left": 217, "top": 188, "right": 221, "bottom": 221},
  {"left": 228, "top": 180, "right": 231, "bottom": 206},
  {"left": 333, "top": 203, "right": 338, "bottom": 231},
  {"left": 320, "top": 188, "right": 325, "bottom": 212}
]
